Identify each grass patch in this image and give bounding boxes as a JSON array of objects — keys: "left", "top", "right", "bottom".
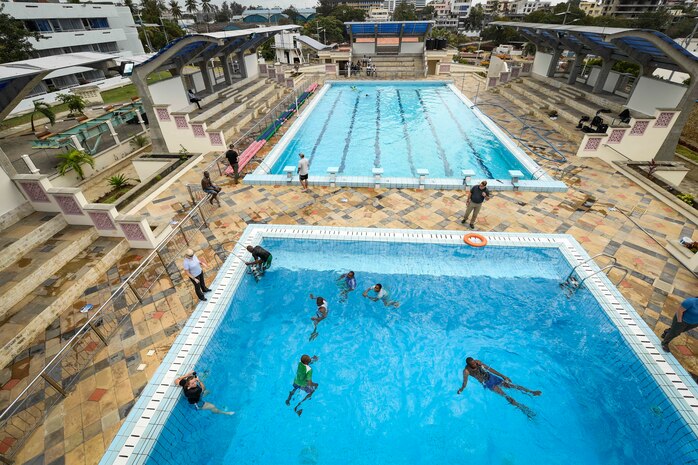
[
  {"left": 676, "top": 145, "right": 698, "bottom": 163},
  {"left": 1, "top": 71, "right": 173, "bottom": 129},
  {"left": 96, "top": 185, "right": 134, "bottom": 204}
]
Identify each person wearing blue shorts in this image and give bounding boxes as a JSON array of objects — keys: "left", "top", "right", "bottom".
[
  {"left": 457, "top": 357, "right": 541, "bottom": 418},
  {"left": 337, "top": 271, "right": 357, "bottom": 302},
  {"left": 285, "top": 355, "right": 319, "bottom": 416}
]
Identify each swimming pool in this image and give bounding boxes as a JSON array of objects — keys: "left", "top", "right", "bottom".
[
  {"left": 246, "top": 81, "right": 566, "bottom": 191},
  {"left": 102, "top": 226, "right": 698, "bottom": 465}
]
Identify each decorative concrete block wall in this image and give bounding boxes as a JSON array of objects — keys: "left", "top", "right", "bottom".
[
  {"left": 47, "top": 187, "right": 93, "bottom": 226},
  {"left": 155, "top": 104, "right": 226, "bottom": 153},
  {"left": 15, "top": 175, "right": 60, "bottom": 213}
]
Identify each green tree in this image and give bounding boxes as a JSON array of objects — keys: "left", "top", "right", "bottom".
[
  {"left": 169, "top": 0, "right": 183, "bottom": 19},
  {"left": 185, "top": 0, "right": 199, "bottom": 17},
  {"left": 30, "top": 101, "right": 56, "bottom": 133},
  {"left": 139, "top": 20, "right": 184, "bottom": 50},
  {"left": 283, "top": 6, "right": 301, "bottom": 22},
  {"left": 201, "top": 0, "right": 213, "bottom": 21},
  {"left": 666, "top": 17, "right": 697, "bottom": 38},
  {"left": 259, "top": 37, "right": 275, "bottom": 61},
  {"left": 303, "top": 16, "right": 344, "bottom": 44},
  {"left": 430, "top": 27, "right": 459, "bottom": 46},
  {"left": 463, "top": 4, "right": 485, "bottom": 30},
  {"left": 124, "top": 0, "right": 138, "bottom": 15},
  {"left": 56, "top": 93, "right": 87, "bottom": 115},
  {"left": 632, "top": 8, "right": 672, "bottom": 31},
  {"left": 316, "top": 0, "right": 336, "bottom": 17},
  {"left": 230, "top": 1, "right": 245, "bottom": 15},
  {"left": 331, "top": 5, "right": 366, "bottom": 22},
  {"left": 393, "top": 1, "right": 417, "bottom": 20},
  {"left": 57, "top": 149, "right": 95, "bottom": 180},
  {"left": 418, "top": 4, "right": 435, "bottom": 20},
  {"left": 0, "top": 5, "right": 43, "bottom": 63}
]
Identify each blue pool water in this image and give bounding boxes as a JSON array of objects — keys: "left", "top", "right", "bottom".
[
  {"left": 145, "top": 240, "right": 698, "bottom": 465},
  {"left": 270, "top": 82, "right": 532, "bottom": 180}
]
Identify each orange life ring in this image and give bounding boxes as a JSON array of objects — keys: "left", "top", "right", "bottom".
[{"left": 463, "top": 233, "right": 487, "bottom": 247}]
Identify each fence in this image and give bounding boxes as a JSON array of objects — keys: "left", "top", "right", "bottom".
[{"left": 0, "top": 194, "right": 221, "bottom": 463}]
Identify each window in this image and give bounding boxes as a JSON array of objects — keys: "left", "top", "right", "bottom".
[
  {"left": 88, "top": 18, "right": 110, "bottom": 29},
  {"left": 26, "top": 19, "right": 52, "bottom": 32}
]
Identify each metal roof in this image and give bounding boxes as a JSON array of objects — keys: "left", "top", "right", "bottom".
[
  {"left": 491, "top": 22, "right": 698, "bottom": 73},
  {"left": 345, "top": 21, "right": 434, "bottom": 36},
  {"left": 296, "top": 35, "right": 331, "bottom": 51},
  {"left": 135, "top": 26, "right": 300, "bottom": 73}
]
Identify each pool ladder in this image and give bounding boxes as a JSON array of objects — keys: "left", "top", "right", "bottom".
[{"left": 560, "top": 253, "right": 630, "bottom": 297}]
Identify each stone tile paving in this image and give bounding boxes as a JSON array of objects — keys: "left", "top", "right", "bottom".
[{"left": 9, "top": 74, "right": 698, "bottom": 465}]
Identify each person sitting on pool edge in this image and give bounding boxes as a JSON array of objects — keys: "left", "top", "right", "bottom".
[
  {"left": 286, "top": 354, "right": 319, "bottom": 416},
  {"left": 457, "top": 357, "right": 541, "bottom": 419},
  {"left": 337, "top": 271, "right": 357, "bottom": 301},
  {"left": 363, "top": 283, "right": 400, "bottom": 308},
  {"left": 245, "top": 244, "right": 272, "bottom": 277},
  {"left": 174, "top": 370, "right": 234, "bottom": 415},
  {"left": 308, "top": 294, "right": 328, "bottom": 341}
]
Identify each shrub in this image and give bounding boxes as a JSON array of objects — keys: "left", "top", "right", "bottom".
[
  {"left": 130, "top": 134, "right": 149, "bottom": 148},
  {"left": 56, "top": 93, "right": 86, "bottom": 115},
  {"left": 56, "top": 149, "right": 95, "bottom": 180},
  {"left": 677, "top": 193, "right": 695, "bottom": 206},
  {"left": 107, "top": 174, "right": 133, "bottom": 190}
]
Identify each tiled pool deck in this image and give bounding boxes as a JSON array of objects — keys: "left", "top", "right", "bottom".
[{"left": 9, "top": 74, "right": 698, "bottom": 465}]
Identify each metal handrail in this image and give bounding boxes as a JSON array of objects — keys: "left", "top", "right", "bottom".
[
  {"left": 578, "top": 264, "right": 630, "bottom": 289},
  {"left": 0, "top": 193, "right": 215, "bottom": 424},
  {"left": 563, "top": 252, "right": 618, "bottom": 283},
  {"left": 602, "top": 143, "right": 633, "bottom": 161},
  {"left": 470, "top": 103, "right": 567, "bottom": 163},
  {"left": 204, "top": 75, "right": 323, "bottom": 175}
]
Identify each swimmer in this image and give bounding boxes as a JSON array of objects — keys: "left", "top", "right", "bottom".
[
  {"left": 174, "top": 371, "right": 234, "bottom": 415},
  {"left": 308, "top": 294, "right": 328, "bottom": 341},
  {"left": 457, "top": 357, "right": 541, "bottom": 419},
  {"left": 285, "top": 354, "right": 319, "bottom": 416},
  {"left": 351, "top": 85, "right": 358, "bottom": 91},
  {"left": 363, "top": 283, "right": 399, "bottom": 308},
  {"left": 337, "top": 271, "right": 357, "bottom": 302}
]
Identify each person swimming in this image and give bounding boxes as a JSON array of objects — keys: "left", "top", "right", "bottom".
[
  {"left": 457, "top": 357, "right": 541, "bottom": 419},
  {"left": 308, "top": 294, "right": 328, "bottom": 341},
  {"left": 337, "top": 271, "right": 357, "bottom": 302}
]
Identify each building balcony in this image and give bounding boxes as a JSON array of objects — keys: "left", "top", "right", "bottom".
[{"left": 30, "top": 29, "right": 126, "bottom": 51}]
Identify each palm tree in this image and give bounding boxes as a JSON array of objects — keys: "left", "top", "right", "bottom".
[
  {"left": 169, "top": 0, "right": 183, "bottom": 19},
  {"left": 30, "top": 101, "right": 56, "bottom": 133},
  {"left": 57, "top": 149, "right": 95, "bottom": 180},
  {"left": 185, "top": 0, "right": 198, "bottom": 18},
  {"left": 201, "top": 0, "right": 212, "bottom": 21}
]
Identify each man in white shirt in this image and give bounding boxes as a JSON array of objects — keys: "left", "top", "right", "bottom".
[
  {"left": 297, "top": 153, "right": 309, "bottom": 191},
  {"left": 363, "top": 283, "right": 400, "bottom": 308},
  {"left": 183, "top": 248, "right": 210, "bottom": 302}
]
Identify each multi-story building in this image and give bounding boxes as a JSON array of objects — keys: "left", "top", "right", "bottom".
[
  {"left": 333, "top": 0, "right": 385, "bottom": 12},
  {"left": 483, "top": 0, "right": 517, "bottom": 16},
  {"left": 579, "top": 0, "right": 604, "bottom": 16},
  {"left": 513, "top": 0, "right": 552, "bottom": 15},
  {"left": 600, "top": 0, "right": 663, "bottom": 18},
  {"left": 3, "top": 0, "right": 144, "bottom": 96},
  {"left": 383, "top": 0, "right": 425, "bottom": 13},
  {"left": 368, "top": 6, "right": 391, "bottom": 21}
]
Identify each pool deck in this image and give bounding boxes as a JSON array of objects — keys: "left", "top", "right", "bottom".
[{"left": 10, "top": 74, "right": 698, "bottom": 465}]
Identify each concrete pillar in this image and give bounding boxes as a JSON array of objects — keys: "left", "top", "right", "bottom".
[
  {"left": 567, "top": 53, "right": 586, "bottom": 85},
  {"left": 21, "top": 154, "right": 40, "bottom": 174},
  {"left": 70, "top": 135, "right": 84, "bottom": 151},
  {"left": 237, "top": 52, "right": 247, "bottom": 79},
  {"left": 131, "top": 70, "right": 167, "bottom": 153},
  {"left": 593, "top": 59, "right": 615, "bottom": 94},
  {"left": 104, "top": 120, "right": 120, "bottom": 145},
  {"left": 546, "top": 49, "right": 563, "bottom": 78},
  {"left": 221, "top": 54, "right": 233, "bottom": 85},
  {"left": 655, "top": 78, "right": 698, "bottom": 161},
  {"left": 198, "top": 60, "right": 213, "bottom": 93},
  {"left": 135, "top": 110, "right": 146, "bottom": 132}
]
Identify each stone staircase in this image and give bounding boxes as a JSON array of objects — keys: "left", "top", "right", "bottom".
[
  {"left": 366, "top": 55, "right": 425, "bottom": 79},
  {"left": 0, "top": 212, "right": 129, "bottom": 376}
]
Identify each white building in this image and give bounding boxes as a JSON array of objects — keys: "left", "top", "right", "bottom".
[
  {"left": 513, "top": 0, "right": 552, "bottom": 14},
  {"left": 4, "top": 0, "right": 144, "bottom": 97},
  {"left": 368, "top": 6, "right": 391, "bottom": 21}
]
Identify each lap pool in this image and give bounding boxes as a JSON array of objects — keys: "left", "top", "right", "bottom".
[
  {"left": 102, "top": 226, "right": 698, "bottom": 465},
  {"left": 246, "top": 81, "right": 566, "bottom": 191}
]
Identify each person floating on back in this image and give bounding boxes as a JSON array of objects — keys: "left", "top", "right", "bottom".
[
  {"left": 363, "top": 283, "right": 400, "bottom": 308},
  {"left": 245, "top": 245, "right": 272, "bottom": 280},
  {"left": 457, "top": 357, "right": 541, "bottom": 419},
  {"left": 174, "top": 370, "right": 234, "bottom": 415},
  {"left": 286, "top": 354, "right": 319, "bottom": 416},
  {"left": 308, "top": 294, "right": 328, "bottom": 341},
  {"left": 337, "top": 271, "right": 357, "bottom": 302}
]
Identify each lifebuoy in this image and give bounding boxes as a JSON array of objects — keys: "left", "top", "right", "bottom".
[{"left": 463, "top": 233, "right": 487, "bottom": 247}]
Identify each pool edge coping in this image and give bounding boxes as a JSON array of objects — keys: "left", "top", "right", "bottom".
[{"left": 100, "top": 225, "right": 698, "bottom": 465}]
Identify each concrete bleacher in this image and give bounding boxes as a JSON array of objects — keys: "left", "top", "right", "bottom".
[{"left": 361, "top": 55, "right": 425, "bottom": 79}]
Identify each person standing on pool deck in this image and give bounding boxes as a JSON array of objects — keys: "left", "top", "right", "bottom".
[
  {"left": 661, "top": 297, "right": 698, "bottom": 352},
  {"left": 457, "top": 357, "right": 541, "bottom": 419},
  {"left": 298, "top": 153, "right": 309, "bottom": 191},
  {"left": 286, "top": 354, "right": 319, "bottom": 416},
  {"left": 308, "top": 294, "right": 328, "bottom": 341},
  {"left": 245, "top": 245, "right": 272, "bottom": 277},
  {"left": 363, "top": 283, "right": 400, "bottom": 308},
  {"left": 183, "top": 248, "right": 210, "bottom": 302},
  {"left": 461, "top": 181, "right": 491, "bottom": 229},
  {"left": 337, "top": 271, "right": 357, "bottom": 301},
  {"left": 174, "top": 370, "right": 234, "bottom": 415},
  {"left": 225, "top": 144, "right": 239, "bottom": 183}
]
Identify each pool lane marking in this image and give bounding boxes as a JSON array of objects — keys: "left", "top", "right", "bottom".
[
  {"left": 415, "top": 89, "right": 452, "bottom": 177},
  {"left": 396, "top": 90, "right": 417, "bottom": 177},
  {"left": 338, "top": 92, "right": 361, "bottom": 173},
  {"left": 308, "top": 90, "right": 344, "bottom": 164},
  {"left": 374, "top": 89, "right": 381, "bottom": 168},
  {"left": 437, "top": 90, "right": 493, "bottom": 178}
]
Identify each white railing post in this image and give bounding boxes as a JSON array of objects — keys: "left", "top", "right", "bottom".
[{"left": 372, "top": 167, "right": 383, "bottom": 189}]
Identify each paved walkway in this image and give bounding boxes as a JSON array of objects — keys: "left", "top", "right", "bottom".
[{"left": 9, "top": 74, "right": 698, "bottom": 465}]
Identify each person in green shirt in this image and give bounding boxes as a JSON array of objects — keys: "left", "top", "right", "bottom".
[{"left": 285, "top": 354, "right": 319, "bottom": 416}]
